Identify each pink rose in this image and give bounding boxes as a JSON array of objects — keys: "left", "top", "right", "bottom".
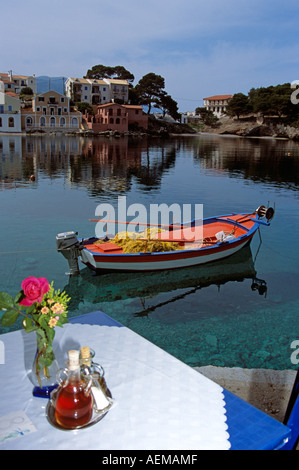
[{"left": 19, "top": 277, "right": 50, "bottom": 306}]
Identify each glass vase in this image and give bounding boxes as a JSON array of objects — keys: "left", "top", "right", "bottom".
[{"left": 31, "top": 332, "right": 59, "bottom": 398}]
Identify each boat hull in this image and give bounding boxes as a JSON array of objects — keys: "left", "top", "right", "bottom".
[
  {"left": 80, "top": 237, "right": 253, "bottom": 272},
  {"left": 79, "top": 212, "right": 262, "bottom": 272}
]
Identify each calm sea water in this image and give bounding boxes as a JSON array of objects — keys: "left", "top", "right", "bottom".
[{"left": 1, "top": 133, "right": 299, "bottom": 370}]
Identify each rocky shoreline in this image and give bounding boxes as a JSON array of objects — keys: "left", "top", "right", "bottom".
[{"left": 202, "top": 115, "right": 299, "bottom": 140}]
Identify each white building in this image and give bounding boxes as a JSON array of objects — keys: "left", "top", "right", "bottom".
[
  {"left": 65, "top": 77, "right": 129, "bottom": 106},
  {"left": 203, "top": 95, "right": 233, "bottom": 118}
]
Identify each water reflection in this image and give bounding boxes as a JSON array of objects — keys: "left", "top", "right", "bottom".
[
  {"left": 1, "top": 134, "right": 299, "bottom": 195},
  {"left": 63, "top": 245, "right": 263, "bottom": 319},
  {"left": 0, "top": 135, "right": 177, "bottom": 196}
]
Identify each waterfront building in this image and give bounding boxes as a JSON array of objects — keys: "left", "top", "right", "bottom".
[
  {"left": 21, "top": 90, "right": 82, "bottom": 132},
  {"left": 65, "top": 77, "right": 129, "bottom": 105},
  {"left": 65, "top": 78, "right": 109, "bottom": 105},
  {"left": 0, "top": 90, "right": 22, "bottom": 133},
  {"left": 83, "top": 102, "right": 148, "bottom": 132},
  {"left": 105, "top": 78, "right": 129, "bottom": 103},
  {"left": 203, "top": 95, "right": 233, "bottom": 118}
]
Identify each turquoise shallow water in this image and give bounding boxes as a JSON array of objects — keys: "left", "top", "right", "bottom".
[{"left": 0, "top": 133, "right": 298, "bottom": 369}]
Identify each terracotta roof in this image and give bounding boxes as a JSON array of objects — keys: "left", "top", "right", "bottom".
[
  {"left": 0, "top": 73, "right": 32, "bottom": 79},
  {"left": 204, "top": 95, "right": 233, "bottom": 100},
  {"left": 123, "top": 104, "right": 143, "bottom": 109}
]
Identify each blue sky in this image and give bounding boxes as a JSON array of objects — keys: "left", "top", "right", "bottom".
[{"left": 2, "top": 0, "right": 299, "bottom": 112}]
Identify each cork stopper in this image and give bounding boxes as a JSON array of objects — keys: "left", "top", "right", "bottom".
[
  {"left": 80, "top": 346, "right": 90, "bottom": 359},
  {"left": 68, "top": 350, "right": 80, "bottom": 370}
]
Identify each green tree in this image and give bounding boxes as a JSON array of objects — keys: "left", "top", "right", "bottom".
[
  {"left": 226, "top": 93, "right": 251, "bottom": 119},
  {"left": 20, "top": 87, "right": 33, "bottom": 95},
  {"left": 155, "top": 92, "right": 179, "bottom": 120},
  {"left": 75, "top": 102, "right": 94, "bottom": 115},
  {"left": 135, "top": 73, "right": 165, "bottom": 114},
  {"left": 85, "top": 64, "right": 134, "bottom": 84},
  {"left": 248, "top": 87, "right": 274, "bottom": 117},
  {"left": 195, "top": 107, "right": 219, "bottom": 127},
  {"left": 249, "top": 84, "right": 298, "bottom": 120},
  {"left": 271, "top": 83, "right": 296, "bottom": 118}
]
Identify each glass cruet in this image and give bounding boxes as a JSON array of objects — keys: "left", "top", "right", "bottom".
[
  {"left": 54, "top": 349, "right": 93, "bottom": 429},
  {"left": 80, "top": 346, "right": 113, "bottom": 412}
]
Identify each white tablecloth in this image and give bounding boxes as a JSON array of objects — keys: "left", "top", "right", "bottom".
[{"left": 0, "top": 322, "right": 230, "bottom": 450}]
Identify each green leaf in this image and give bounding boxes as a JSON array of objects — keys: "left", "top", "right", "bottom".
[
  {"left": 26, "top": 304, "right": 37, "bottom": 315},
  {"left": 0, "top": 292, "right": 14, "bottom": 309},
  {"left": 14, "top": 291, "right": 24, "bottom": 305},
  {"left": 46, "top": 326, "right": 55, "bottom": 344},
  {"left": 23, "top": 317, "right": 37, "bottom": 333},
  {"left": 1, "top": 309, "right": 19, "bottom": 326}
]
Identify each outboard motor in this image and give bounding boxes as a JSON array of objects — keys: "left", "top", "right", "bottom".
[
  {"left": 256, "top": 203, "right": 275, "bottom": 223},
  {"left": 56, "top": 231, "right": 82, "bottom": 275}
]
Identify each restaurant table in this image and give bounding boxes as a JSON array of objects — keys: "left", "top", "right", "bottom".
[{"left": 0, "top": 311, "right": 291, "bottom": 450}]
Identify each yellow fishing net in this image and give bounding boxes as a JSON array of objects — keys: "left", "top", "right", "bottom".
[{"left": 96, "top": 228, "right": 183, "bottom": 254}]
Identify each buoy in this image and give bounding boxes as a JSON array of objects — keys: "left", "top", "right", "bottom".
[{"left": 30, "top": 175, "right": 35, "bottom": 181}]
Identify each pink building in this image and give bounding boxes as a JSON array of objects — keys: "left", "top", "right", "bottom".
[{"left": 84, "top": 102, "right": 148, "bottom": 132}]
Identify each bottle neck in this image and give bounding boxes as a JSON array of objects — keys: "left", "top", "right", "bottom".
[{"left": 67, "top": 365, "right": 81, "bottom": 382}]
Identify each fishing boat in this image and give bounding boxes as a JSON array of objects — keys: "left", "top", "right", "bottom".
[{"left": 56, "top": 204, "right": 274, "bottom": 274}]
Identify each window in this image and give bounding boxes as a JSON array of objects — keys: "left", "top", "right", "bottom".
[
  {"left": 0, "top": 105, "right": 4, "bottom": 113},
  {"left": 0, "top": 117, "right": 2, "bottom": 127},
  {"left": 8, "top": 105, "right": 12, "bottom": 112},
  {"left": 40, "top": 116, "right": 46, "bottom": 127},
  {"left": 8, "top": 117, "right": 14, "bottom": 127},
  {"left": 38, "top": 97, "right": 45, "bottom": 102},
  {"left": 60, "top": 117, "right": 66, "bottom": 127},
  {"left": 63, "top": 108, "right": 68, "bottom": 113},
  {"left": 61, "top": 97, "right": 65, "bottom": 103},
  {"left": 50, "top": 116, "right": 56, "bottom": 127},
  {"left": 36, "top": 107, "right": 40, "bottom": 112},
  {"left": 26, "top": 116, "right": 33, "bottom": 127},
  {"left": 71, "top": 117, "right": 78, "bottom": 127}
]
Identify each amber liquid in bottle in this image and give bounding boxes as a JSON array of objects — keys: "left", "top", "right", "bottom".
[{"left": 55, "top": 350, "right": 93, "bottom": 429}]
